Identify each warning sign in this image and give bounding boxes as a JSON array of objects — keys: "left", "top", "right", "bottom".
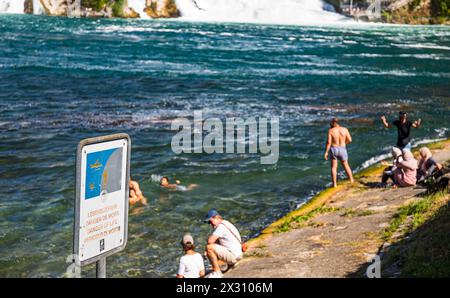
[{"left": 74, "top": 134, "right": 130, "bottom": 265}]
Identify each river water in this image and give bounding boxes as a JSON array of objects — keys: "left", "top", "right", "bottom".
[{"left": 0, "top": 14, "right": 449, "bottom": 277}]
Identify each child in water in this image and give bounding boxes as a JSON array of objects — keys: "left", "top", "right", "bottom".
[
  {"left": 176, "top": 234, "right": 205, "bottom": 278},
  {"left": 159, "top": 176, "right": 198, "bottom": 191}
]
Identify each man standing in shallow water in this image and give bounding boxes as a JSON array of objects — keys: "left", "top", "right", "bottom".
[{"left": 324, "top": 118, "right": 354, "bottom": 188}]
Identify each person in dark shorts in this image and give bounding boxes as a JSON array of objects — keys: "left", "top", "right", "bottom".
[{"left": 380, "top": 112, "right": 422, "bottom": 150}]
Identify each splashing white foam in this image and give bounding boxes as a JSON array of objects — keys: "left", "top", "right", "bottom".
[
  {"left": 33, "top": 0, "right": 44, "bottom": 15},
  {"left": 150, "top": 174, "right": 164, "bottom": 183},
  {"left": 0, "top": 0, "right": 352, "bottom": 26},
  {"left": 174, "top": 0, "right": 351, "bottom": 25},
  {"left": 128, "top": 0, "right": 151, "bottom": 19},
  {"left": 0, "top": 0, "right": 25, "bottom": 14}
]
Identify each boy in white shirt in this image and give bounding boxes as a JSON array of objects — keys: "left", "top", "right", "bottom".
[{"left": 176, "top": 234, "right": 205, "bottom": 278}]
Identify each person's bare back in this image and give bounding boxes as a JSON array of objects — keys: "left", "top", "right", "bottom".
[
  {"left": 329, "top": 126, "right": 351, "bottom": 148},
  {"left": 324, "top": 118, "right": 354, "bottom": 187}
]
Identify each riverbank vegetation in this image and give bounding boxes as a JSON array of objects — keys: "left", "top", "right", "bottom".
[
  {"left": 238, "top": 140, "right": 450, "bottom": 278},
  {"left": 81, "top": 0, "right": 109, "bottom": 11},
  {"left": 385, "top": 0, "right": 450, "bottom": 24},
  {"left": 325, "top": 0, "right": 450, "bottom": 24},
  {"left": 381, "top": 189, "right": 450, "bottom": 277}
]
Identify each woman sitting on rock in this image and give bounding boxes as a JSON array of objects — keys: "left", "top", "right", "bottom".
[
  {"left": 417, "top": 147, "right": 443, "bottom": 183},
  {"left": 393, "top": 150, "right": 418, "bottom": 188},
  {"left": 381, "top": 147, "right": 403, "bottom": 184}
]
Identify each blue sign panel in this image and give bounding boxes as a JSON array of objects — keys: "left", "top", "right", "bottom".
[{"left": 85, "top": 147, "right": 123, "bottom": 200}]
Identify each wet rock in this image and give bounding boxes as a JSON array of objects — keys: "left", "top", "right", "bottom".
[
  {"left": 122, "top": 6, "right": 140, "bottom": 18},
  {"left": 24, "top": 0, "right": 33, "bottom": 14},
  {"left": 144, "top": 0, "right": 180, "bottom": 18},
  {"left": 40, "top": 0, "right": 67, "bottom": 16}
]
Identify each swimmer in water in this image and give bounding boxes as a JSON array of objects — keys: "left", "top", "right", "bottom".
[
  {"left": 129, "top": 179, "right": 147, "bottom": 205},
  {"left": 159, "top": 176, "right": 198, "bottom": 191}
]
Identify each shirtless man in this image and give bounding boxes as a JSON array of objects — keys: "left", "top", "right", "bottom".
[
  {"left": 324, "top": 118, "right": 354, "bottom": 188},
  {"left": 129, "top": 179, "right": 147, "bottom": 205}
]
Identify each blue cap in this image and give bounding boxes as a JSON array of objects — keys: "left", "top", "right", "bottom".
[{"left": 204, "top": 209, "right": 220, "bottom": 223}]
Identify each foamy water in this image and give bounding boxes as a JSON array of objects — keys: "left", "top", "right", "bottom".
[
  {"left": 1, "top": 0, "right": 351, "bottom": 26},
  {"left": 175, "top": 0, "right": 351, "bottom": 25},
  {"left": 128, "top": 0, "right": 151, "bottom": 19},
  {"left": 0, "top": 15, "right": 449, "bottom": 278},
  {"left": 0, "top": 0, "right": 24, "bottom": 13}
]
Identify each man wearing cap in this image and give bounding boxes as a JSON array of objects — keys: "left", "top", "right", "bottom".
[
  {"left": 381, "top": 112, "right": 422, "bottom": 151},
  {"left": 204, "top": 209, "right": 243, "bottom": 278}
]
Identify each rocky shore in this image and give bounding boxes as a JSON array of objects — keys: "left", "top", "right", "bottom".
[
  {"left": 226, "top": 140, "right": 450, "bottom": 277},
  {"left": 24, "top": 0, "right": 180, "bottom": 19},
  {"left": 382, "top": 0, "right": 450, "bottom": 25},
  {"left": 13, "top": 0, "right": 450, "bottom": 24},
  {"left": 325, "top": 0, "right": 450, "bottom": 25}
]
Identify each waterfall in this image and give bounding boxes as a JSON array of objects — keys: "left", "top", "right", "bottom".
[
  {"left": 128, "top": 0, "right": 151, "bottom": 19},
  {"left": 174, "top": 0, "right": 351, "bottom": 25},
  {"left": 0, "top": 0, "right": 351, "bottom": 25},
  {"left": 0, "top": 0, "right": 25, "bottom": 13},
  {"left": 33, "top": 0, "right": 44, "bottom": 14}
]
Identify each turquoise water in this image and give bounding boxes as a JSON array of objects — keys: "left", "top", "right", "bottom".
[{"left": 0, "top": 14, "right": 449, "bottom": 277}]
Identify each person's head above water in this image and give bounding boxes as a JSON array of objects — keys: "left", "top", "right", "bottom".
[
  {"left": 204, "top": 208, "right": 223, "bottom": 228},
  {"left": 330, "top": 117, "right": 339, "bottom": 128},
  {"left": 160, "top": 176, "right": 169, "bottom": 186}
]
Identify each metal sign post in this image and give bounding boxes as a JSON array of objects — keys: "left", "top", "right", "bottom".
[
  {"left": 73, "top": 133, "right": 131, "bottom": 278},
  {"left": 96, "top": 257, "right": 106, "bottom": 278}
]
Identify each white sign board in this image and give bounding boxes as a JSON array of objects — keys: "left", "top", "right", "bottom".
[{"left": 74, "top": 134, "right": 130, "bottom": 265}]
